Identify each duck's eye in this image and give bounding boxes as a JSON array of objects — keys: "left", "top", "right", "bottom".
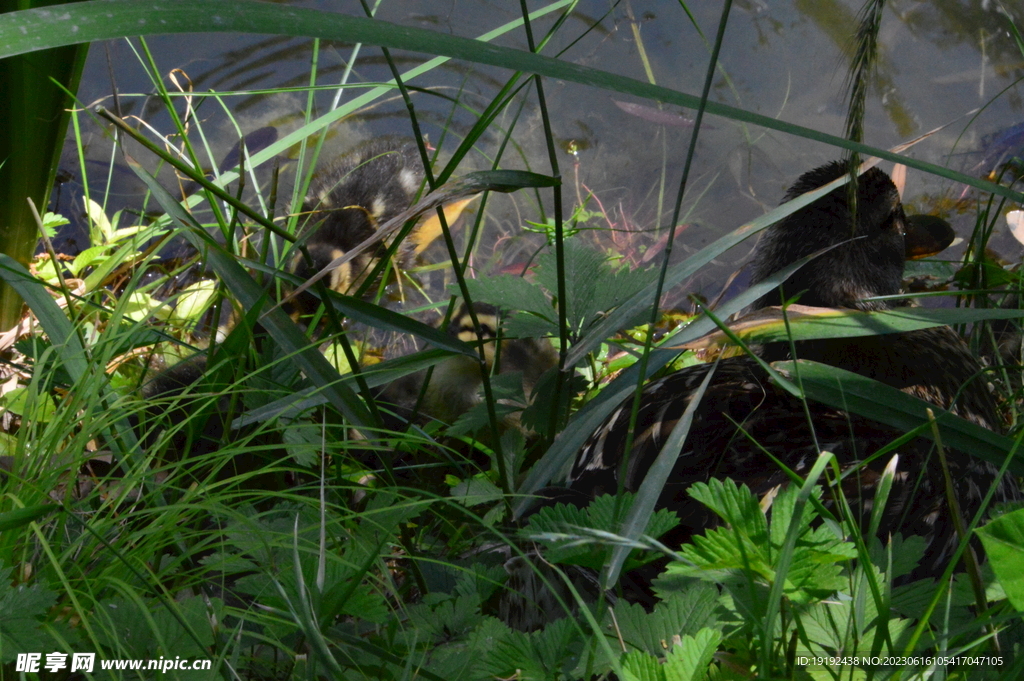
[{"left": 890, "top": 212, "right": 905, "bottom": 237}]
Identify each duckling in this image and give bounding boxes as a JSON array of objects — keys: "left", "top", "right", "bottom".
[
  {"left": 380, "top": 302, "right": 558, "bottom": 429},
  {"left": 141, "top": 141, "right": 427, "bottom": 455},
  {"left": 290, "top": 140, "right": 424, "bottom": 316},
  {"left": 568, "top": 161, "right": 1020, "bottom": 577},
  {"left": 140, "top": 300, "right": 557, "bottom": 475}
]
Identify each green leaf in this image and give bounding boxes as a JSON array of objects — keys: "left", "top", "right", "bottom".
[
  {"left": 674, "top": 479, "right": 857, "bottom": 606},
  {"left": 450, "top": 474, "right": 503, "bottom": 507},
  {"left": 621, "top": 650, "right": 662, "bottom": 681},
  {"left": 798, "top": 598, "right": 914, "bottom": 660},
  {"left": 534, "top": 240, "right": 658, "bottom": 339},
  {"left": 688, "top": 479, "right": 769, "bottom": 549},
  {"left": 281, "top": 421, "right": 324, "bottom": 467},
  {"left": 2, "top": 386, "right": 57, "bottom": 422},
  {"left": 481, "top": 617, "right": 584, "bottom": 681},
  {"left": 462, "top": 274, "right": 555, "bottom": 320},
  {"left": 609, "top": 585, "right": 719, "bottom": 657},
  {"left": 976, "top": 508, "right": 1024, "bottom": 611},
  {"left": 524, "top": 493, "right": 679, "bottom": 570},
  {"left": 662, "top": 627, "right": 722, "bottom": 681},
  {"left": 0, "top": 562, "right": 60, "bottom": 663},
  {"left": 404, "top": 595, "right": 485, "bottom": 644},
  {"left": 0, "top": 503, "right": 58, "bottom": 532}
]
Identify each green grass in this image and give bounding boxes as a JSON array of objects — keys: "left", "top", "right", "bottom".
[{"left": 1, "top": 1, "right": 1024, "bottom": 679}]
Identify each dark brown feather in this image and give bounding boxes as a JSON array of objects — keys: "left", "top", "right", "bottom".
[{"left": 568, "top": 161, "right": 1019, "bottom": 577}]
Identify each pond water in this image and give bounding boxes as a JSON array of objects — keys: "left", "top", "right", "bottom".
[{"left": 52, "top": 0, "right": 1024, "bottom": 324}]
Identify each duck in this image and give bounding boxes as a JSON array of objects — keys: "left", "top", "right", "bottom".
[{"left": 566, "top": 160, "right": 1020, "bottom": 577}]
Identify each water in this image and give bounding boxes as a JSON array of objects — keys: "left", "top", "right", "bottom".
[{"left": 51, "top": 0, "right": 1024, "bottom": 318}]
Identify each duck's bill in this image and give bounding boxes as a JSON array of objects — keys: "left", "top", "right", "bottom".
[{"left": 904, "top": 214, "right": 955, "bottom": 259}]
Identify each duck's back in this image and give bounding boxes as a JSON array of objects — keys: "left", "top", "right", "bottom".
[{"left": 570, "top": 325, "right": 1018, "bottom": 576}]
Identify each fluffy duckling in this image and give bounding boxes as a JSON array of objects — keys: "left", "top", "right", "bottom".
[
  {"left": 381, "top": 302, "right": 558, "bottom": 429},
  {"left": 290, "top": 140, "right": 424, "bottom": 315}
]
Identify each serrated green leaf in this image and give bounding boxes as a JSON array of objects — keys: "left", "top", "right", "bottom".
[
  {"left": 976, "top": 507, "right": 1024, "bottom": 611},
  {"left": 767, "top": 484, "right": 818, "bottom": 552},
  {"left": 621, "top": 650, "right": 663, "bottom": 681},
  {"left": 282, "top": 421, "right": 323, "bottom": 467},
  {"left": 481, "top": 616, "right": 584, "bottom": 681},
  {"left": 611, "top": 585, "right": 719, "bottom": 657},
  {"left": 663, "top": 627, "right": 722, "bottom": 681},
  {"left": 0, "top": 568, "right": 59, "bottom": 663},
  {"left": 462, "top": 274, "right": 555, "bottom": 319},
  {"left": 525, "top": 493, "right": 680, "bottom": 569},
  {"left": 505, "top": 311, "right": 558, "bottom": 339},
  {"left": 688, "top": 479, "right": 769, "bottom": 548}
]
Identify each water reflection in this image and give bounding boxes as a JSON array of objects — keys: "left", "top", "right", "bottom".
[{"left": 51, "top": 0, "right": 1024, "bottom": 308}]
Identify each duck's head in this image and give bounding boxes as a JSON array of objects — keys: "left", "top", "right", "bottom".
[{"left": 749, "top": 161, "right": 951, "bottom": 312}]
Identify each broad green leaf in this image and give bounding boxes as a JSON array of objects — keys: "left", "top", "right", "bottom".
[
  {"left": 2, "top": 387, "right": 57, "bottom": 422},
  {"left": 976, "top": 508, "right": 1024, "bottom": 612},
  {"left": 662, "top": 627, "right": 722, "bottom": 681},
  {"left": 168, "top": 279, "right": 218, "bottom": 326},
  {"left": 610, "top": 585, "right": 719, "bottom": 658},
  {"left": 84, "top": 196, "right": 114, "bottom": 244}
]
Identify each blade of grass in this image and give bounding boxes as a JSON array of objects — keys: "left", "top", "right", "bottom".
[
  {"left": 677, "top": 305, "right": 1024, "bottom": 350},
  {"left": 772, "top": 359, "right": 1024, "bottom": 476},
  {"left": 602, "top": 359, "right": 719, "bottom": 589}
]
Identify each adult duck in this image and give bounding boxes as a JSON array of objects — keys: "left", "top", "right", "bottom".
[{"left": 568, "top": 161, "right": 1019, "bottom": 576}]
